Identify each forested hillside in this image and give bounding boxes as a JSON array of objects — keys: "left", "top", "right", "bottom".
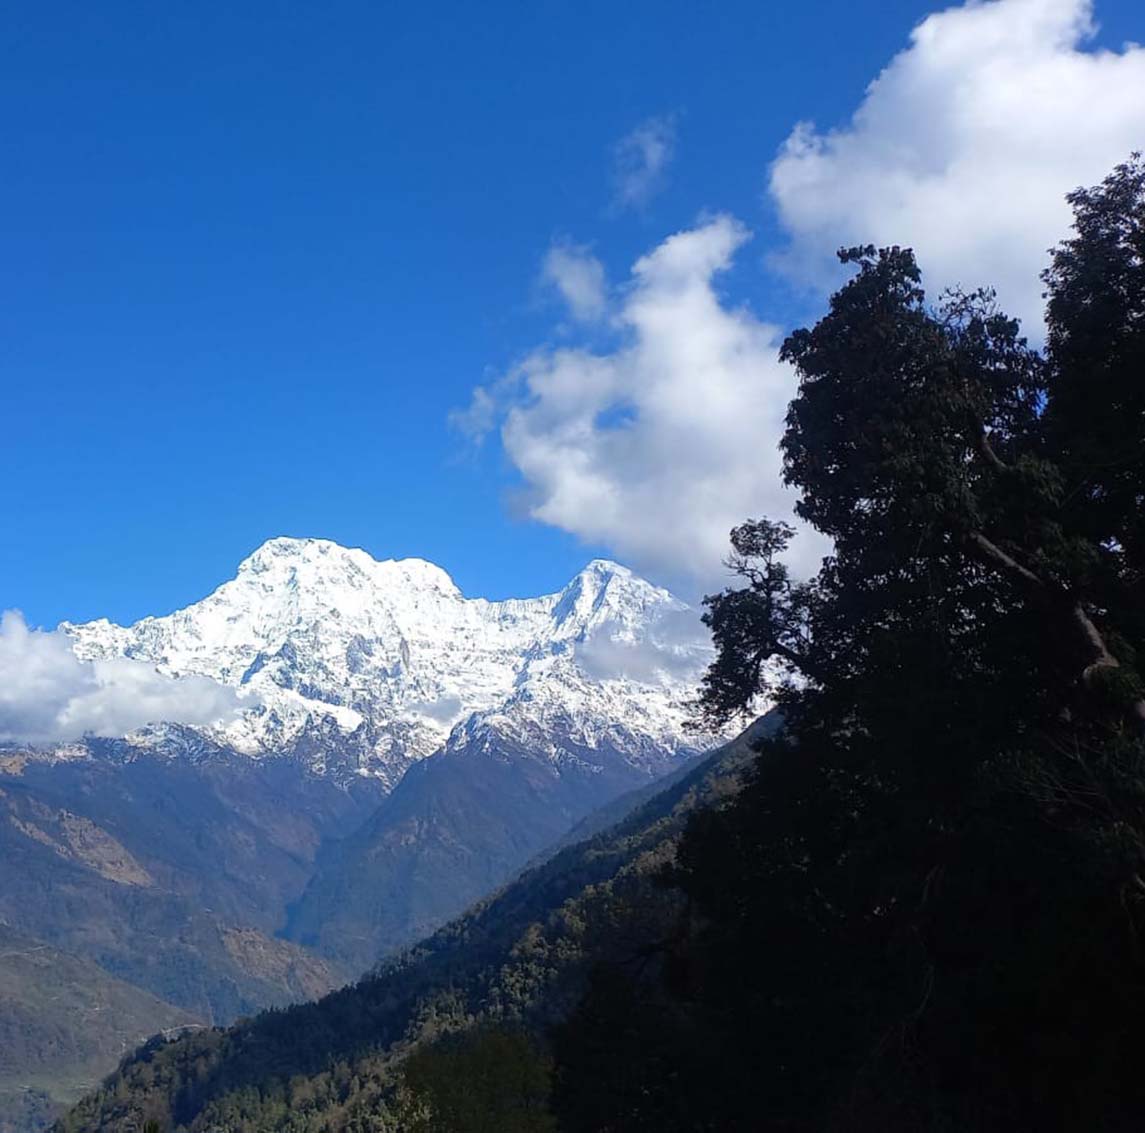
[
  {"left": 0, "top": 751, "right": 370, "bottom": 1130},
  {"left": 0, "top": 752, "right": 363, "bottom": 1021},
  {"left": 55, "top": 718, "right": 772, "bottom": 1131},
  {"left": 0, "top": 926, "right": 195, "bottom": 1131}
]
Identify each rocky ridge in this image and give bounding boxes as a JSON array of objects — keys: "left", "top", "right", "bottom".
[{"left": 60, "top": 537, "right": 715, "bottom": 787}]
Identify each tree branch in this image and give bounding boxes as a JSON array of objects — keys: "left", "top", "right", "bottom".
[
  {"left": 974, "top": 424, "right": 1011, "bottom": 476},
  {"left": 771, "top": 641, "right": 822, "bottom": 684},
  {"left": 966, "top": 531, "right": 1044, "bottom": 590},
  {"left": 967, "top": 530, "right": 1145, "bottom": 730}
]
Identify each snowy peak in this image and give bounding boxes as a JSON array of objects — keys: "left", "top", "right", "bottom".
[
  {"left": 236, "top": 538, "right": 461, "bottom": 598},
  {"left": 63, "top": 539, "right": 714, "bottom": 785},
  {"left": 551, "top": 559, "right": 673, "bottom": 635}
]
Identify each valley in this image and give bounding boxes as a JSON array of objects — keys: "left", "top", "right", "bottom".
[
  {"left": 0, "top": 539, "right": 716, "bottom": 1128},
  {"left": 54, "top": 716, "right": 773, "bottom": 1132}
]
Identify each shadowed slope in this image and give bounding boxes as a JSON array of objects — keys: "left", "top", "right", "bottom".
[{"left": 57, "top": 715, "right": 775, "bottom": 1133}]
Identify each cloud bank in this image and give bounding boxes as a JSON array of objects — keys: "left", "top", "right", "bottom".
[
  {"left": 460, "top": 216, "right": 826, "bottom": 589},
  {"left": 0, "top": 610, "right": 248, "bottom": 744},
  {"left": 770, "top": 0, "right": 1145, "bottom": 330}
]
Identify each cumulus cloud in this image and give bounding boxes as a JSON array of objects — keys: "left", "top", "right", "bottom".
[
  {"left": 613, "top": 116, "right": 677, "bottom": 209},
  {"left": 577, "top": 607, "right": 713, "bottom": 683},
  {"left": 542, "top": 242, "right": 607, "bottom": 322},
  {"left": 458, "top": 216, "right": 828, "bottom": 589},
  {"left": 464, "top": 0, "right": 1142, "bottom": 589},
  {"left": 0, "top": 610, "right": 249, "bottom": 744},
  {"left": 769, "top": 0, "right": 1145, "bottom": 331}
]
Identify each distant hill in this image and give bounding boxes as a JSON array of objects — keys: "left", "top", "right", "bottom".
[
  {"left": 282, "top": 726, "right": 687, "bottom": 973},
  {"left": 0, "top": 925, "right": 196, "bottom": 1132},
  {"left": 56, "top": 715, "right": 775, "bottom": 1132},
  {"left": 0, "top": 752, "right": 362, "bottom": 1132},
  {"left": 0, "top": 755, "right": 356, "bottom": 1023}
]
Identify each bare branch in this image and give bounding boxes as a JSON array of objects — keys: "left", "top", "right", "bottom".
[{"left": 966, "top": 531, "right": 1044, "bottom": 590}]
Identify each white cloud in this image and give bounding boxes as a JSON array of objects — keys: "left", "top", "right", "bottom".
[
  {"left": 577, "top": 608, "right": 713, "bottom": 683},
  {"left": 406, "top": 694, "right": 464, "bottom": 724},
  {"left": 464, "top": 0, "right": 1143, "bottom": 590},
  {"left": 0, "top": 610, "right": 249, "bottom": 744},
  {"left": 458, "top": 216, "right": 828, "bottom": 590},
  {"left": 613, "top": 116, "right": 677, "bottom": 209},
  {"left": 542, "top": 242, "right": 607, "bottom": 322},
  {"left": 769, "top": 0, "right": 1145, "bottom": 332}
]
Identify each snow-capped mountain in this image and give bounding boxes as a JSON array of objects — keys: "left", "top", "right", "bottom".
[{"left": 63, "top": 538, "right": 715, "bottom": 787}]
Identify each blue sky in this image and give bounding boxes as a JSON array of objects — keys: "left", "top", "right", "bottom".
[{"left": 4, "top": 0, "right": 1144, "bottom": 627}]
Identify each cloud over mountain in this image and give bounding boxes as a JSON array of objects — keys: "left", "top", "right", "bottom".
[
  {"left": 0, "top": 610, "right": 248, "bottom": 743},
  {"left": 576, "top": 607, "right": 711, "bottom": 683}
]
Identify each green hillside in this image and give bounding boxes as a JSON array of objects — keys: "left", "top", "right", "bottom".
[
  {"left": 0, "top": 925, "right": 197, "bottom": 1131},
  {"left": 55, "top": 717, "right": 772, "bottom": 1132},
  {"left": 0, "top": 753, "right": 363, "bottom": 1024},
  {"left": 0, "top": 752, "right": 366, "bottom": 1132}
]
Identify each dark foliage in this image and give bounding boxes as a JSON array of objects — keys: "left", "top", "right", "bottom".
[
  {"left": 399, "top": 1028, "right": 556, "bottom": 1132},
  {"left": 552, "top": 157, "right": 1145, "bottom": 1131}
]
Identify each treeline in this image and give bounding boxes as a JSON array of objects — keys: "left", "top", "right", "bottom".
[{"left": 60, "top": 156, "right": 1145, "bottom": 1131}]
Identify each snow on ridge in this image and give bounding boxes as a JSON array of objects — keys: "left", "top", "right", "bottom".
[{"left": 59, "top": 538, "right": 716, "bottom": 784}]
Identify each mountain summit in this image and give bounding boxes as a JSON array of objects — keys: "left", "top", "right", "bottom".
[{"left": 63, "top": 538, "right": 712, "bottom": 787}]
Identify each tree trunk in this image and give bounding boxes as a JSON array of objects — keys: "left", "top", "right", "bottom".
[{"left": 968, "top": 530, "right": 1145, "bottom": 730}]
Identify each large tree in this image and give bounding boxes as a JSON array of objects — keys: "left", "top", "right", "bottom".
[
  {"left": 555, "top": 158, "right": 1145, "bottom": 1132},
  {"left": 701, "top": 162, "right": 1145, "bottom": 741},
  {"left": 694, "top": 155, "right": 1145, "bottom": 1129}
]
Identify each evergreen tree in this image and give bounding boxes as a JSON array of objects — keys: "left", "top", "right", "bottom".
[
  {"left": 399, "top": 1028, "right": 555, "bottom": 1133},
  {"left": 556, "top": 157, "right": 1145, "bottom": 1132}
]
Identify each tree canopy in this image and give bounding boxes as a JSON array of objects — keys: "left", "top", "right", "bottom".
[
  {"left": 557, "top": 156, "right": 1145, "bottom": 1131},
  {"left": 702, "top": 160, "right": 1145, "bottom": 745}
]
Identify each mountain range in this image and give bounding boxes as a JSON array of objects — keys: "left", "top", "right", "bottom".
[
  {"left": 0, "top": 538, "right": 721, "bottom": 1128},
  {"left": 61, "top": 537, "right": 712, "bottom": 788}
]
